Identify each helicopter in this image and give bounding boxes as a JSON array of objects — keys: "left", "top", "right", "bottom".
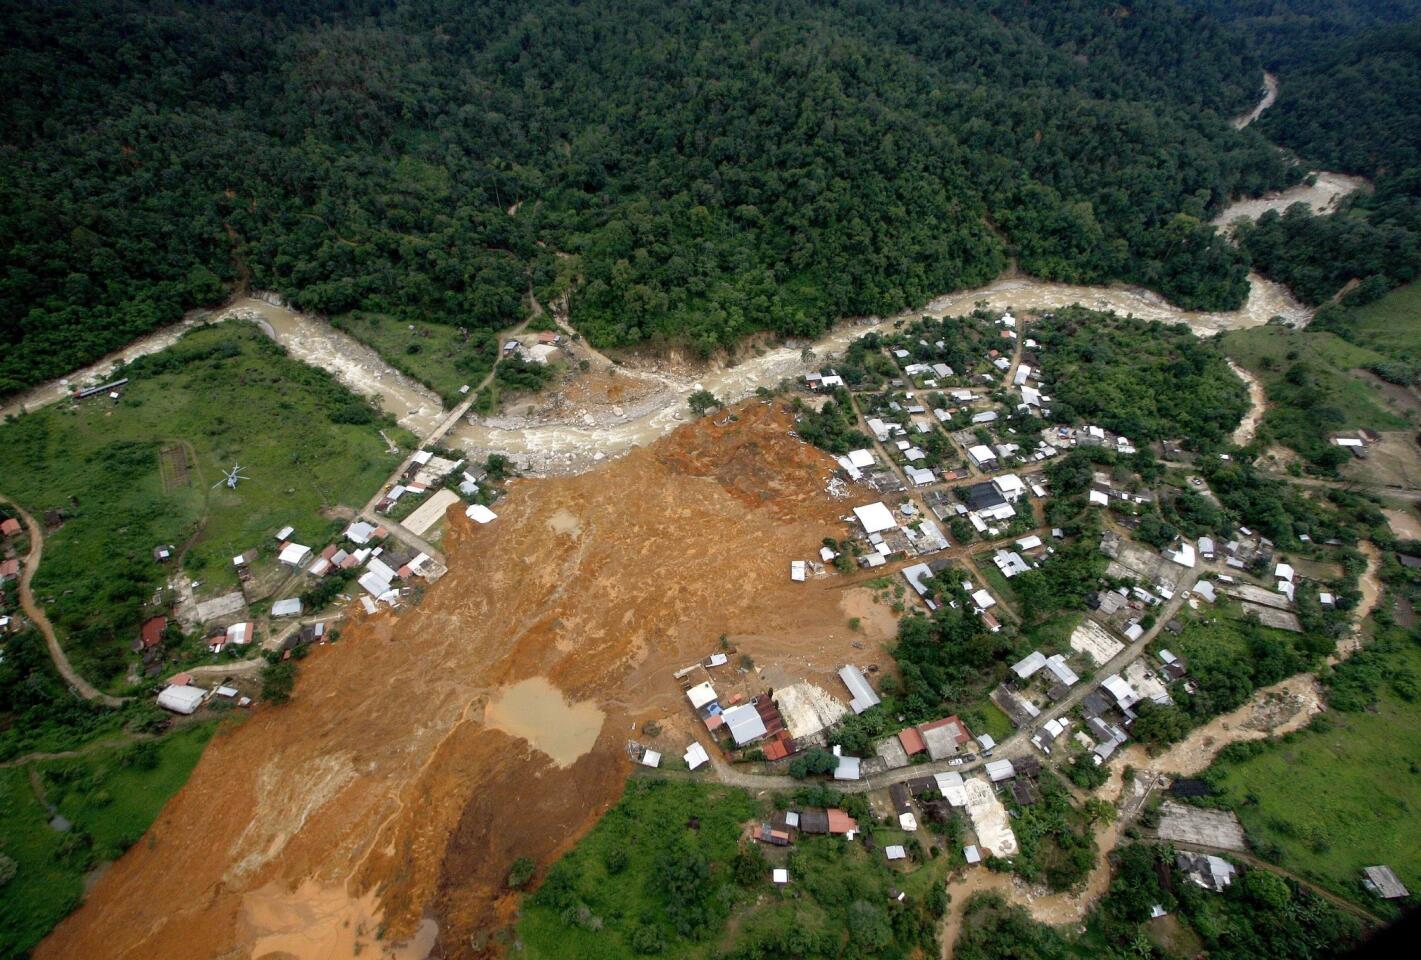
[{"left": 212, "top": 463, "right": 251, "bottom": 490}]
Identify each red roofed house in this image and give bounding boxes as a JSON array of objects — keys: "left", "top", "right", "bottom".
[
  {"left": 135, "top": 616, "right": 167, "bottom": 653},
  {"left": 0, "top": 517, "right": 21, "bottom": 538},
  {"left": 0, "top": 558, "right": 19, "bottom": 582},
  {"left": 897, "top": 727, "right": 927, "bottom": 757},
  {"left": 826, "top": 809, "right": 858, "bottom": 835},
  {"left": 762, "top": 739, "right": 791, "bottom": 762}
]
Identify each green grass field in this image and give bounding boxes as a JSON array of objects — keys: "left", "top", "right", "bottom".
[
  {"left": 0, "top": 325, "right": 409, "bottom": 684},
  {"left": 0, "top": 723, "right": 215, "bottom": 960},
  {"left": 1206, "top": 633, "right": 1421, "bottom": 913},
  {"left": 332, "top": 312, "right": 497, "bottom": 405},
  {"left": 973, "top": 555, "right": 1019, "bottom": 608},
  {"left": 1224, "top": 326, "right": 1406, "bottom": 432},
  {"left": 1340, "top": 281, "right": 1421, "bottom": 362}
]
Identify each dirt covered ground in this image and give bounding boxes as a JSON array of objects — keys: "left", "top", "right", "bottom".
[{"left": 38, "top": 402, "right": 881, "bottom": 960}]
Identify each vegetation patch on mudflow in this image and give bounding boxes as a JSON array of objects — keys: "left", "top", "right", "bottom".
[
  {"left": 518, "top": 778, "right": 946, "bottom": 959},
  {"left": 0, "top": 723, "right": 216, "bottom": 960}
]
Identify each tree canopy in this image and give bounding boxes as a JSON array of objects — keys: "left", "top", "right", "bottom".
[{"left": 1, "top": 0, "right": 1299, "bottom": 396}]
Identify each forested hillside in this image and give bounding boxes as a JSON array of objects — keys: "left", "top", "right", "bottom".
[
  {"left": 1, "top": 0, "right": 1296, "bottom": 396},
  {"left": 1192, "top": 1, "right": 1421, "bottom": 305}
]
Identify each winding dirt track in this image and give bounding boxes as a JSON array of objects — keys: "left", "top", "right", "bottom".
[{"left": 0, "top": 495, "right": 125, "bottom": 707}]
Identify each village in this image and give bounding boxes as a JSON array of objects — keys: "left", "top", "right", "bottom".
[
  {"left": 1, "top": 301, "right": 1413, "bottom": 959},
  {"left": 592, "top": 305, "right": 1408, "bottom": 919}
]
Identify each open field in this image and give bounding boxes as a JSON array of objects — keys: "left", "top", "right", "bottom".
[
  {"left": 1340, "top": 282, "right": 1421, "bottom": 362},
  {"left": 1223, "top": 325, "right": 1408, "bottom": 438},
  {"left": 1205, "top": 633, "right": 1421, "bottom": 912},
  {"left": 332, "top": 313, "right": 497, "bottom": 406},
  {"left": 0, "top": 325, "right": 409, "bottom": 684},
  {"left": 0, "top": 724, "right": 216, "bottom": 960}
]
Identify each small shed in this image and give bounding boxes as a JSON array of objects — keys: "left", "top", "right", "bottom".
[
  {"left": 1362, "top": 865, "right": 1410, "bottom": 900},
  {"left": 465, "top": 504, "right": 497, "bottom": 524}
]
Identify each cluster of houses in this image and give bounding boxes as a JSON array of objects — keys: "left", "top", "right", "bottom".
[
  {"left": 502, "top": 330, "right": 563, "bottom": 365},
  {"left": 376, "top": 449, "right": 476, "bottom": 514},
  {"left": 755, "top": 805, "right": 860, "bottom": 848},
  {"left": 845, "top": 499, "right": 950, "bottom": 570},
  {"left": 0, "top": 515, "right": 23, "bottom": 635}
]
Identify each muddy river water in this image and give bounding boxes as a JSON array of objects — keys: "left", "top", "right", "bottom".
[
  {"left": 0, "top": 295, "right": 445, "bottom": 435},
  {"left": 446, "top": 267, "right": 1314, "bottom": 474}
]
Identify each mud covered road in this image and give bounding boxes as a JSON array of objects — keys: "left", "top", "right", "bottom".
[{"left": 36, "top": 403, "right": 900, "bottom": 960}]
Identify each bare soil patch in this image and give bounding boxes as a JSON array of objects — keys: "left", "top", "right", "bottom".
[
  {"left": 1344, "top": 431, "right": 1421, "bottom": 489},
  {"left": 38, "top": 402, "right": 867, "bottom": 960}
]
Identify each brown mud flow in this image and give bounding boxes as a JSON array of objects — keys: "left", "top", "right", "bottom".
[{"left": 37, "top": 402, "right": 884, "bottom": 960}]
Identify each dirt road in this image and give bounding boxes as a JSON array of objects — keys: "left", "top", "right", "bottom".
[
  {"left": 36, "top": 402, "right": 896, "bottom": 960},
  {"left": 0, "top": 495, "right": 125, "bottom": 708},
  {"left": 1229, "top": 360, "right": 1267, "bottom": 446}
]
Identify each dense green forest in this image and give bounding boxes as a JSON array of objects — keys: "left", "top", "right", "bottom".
[
  {"left": 1033, "top": 308, "right": 1248, "bottom": 445},
  {"left": 1191, "top": 1, "right": 1421, "bottom": 304},
  {"left": 1, "top": 0, "right": 1301, "bottom": 396}
]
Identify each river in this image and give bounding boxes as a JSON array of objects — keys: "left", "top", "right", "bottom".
[
  {"left": 446, "top": 269, "right": 1312, "bottom": 475},
  {"left": 0, "top": 295, "right": 445, "bottom": 435},
  {"left": 1232, "top": 71, "right": 1278, "bottom": 130},
  {"left": 3, "top": 72, "right": 1366, "bottom": 475}
]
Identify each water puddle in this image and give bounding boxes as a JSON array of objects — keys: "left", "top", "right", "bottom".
[
  {"left": 482, "top": 677, "right": 603, "bottom": 767},
  {"left": 547, "top": 508, "right": 583, "bottom": 536}
]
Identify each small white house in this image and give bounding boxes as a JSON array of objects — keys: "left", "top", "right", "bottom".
[
  {"left": 684, "top": 742, "right": 710, "bottom": 770},
  {"left": 465, "top": 504, "right": 497, "bottom": 524}
]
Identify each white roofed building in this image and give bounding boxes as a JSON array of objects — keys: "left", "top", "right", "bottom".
[
  {"left": 839, "top": 665, "right": 881, "bottom": 713},
  {"left": 684, "top": 742, "right": 710, "bottom": 770},
  {"left": 686, "top": 681, "right": 719, "bottom": 710},
  {"left": 722, "top": 703, "right": 768, "bottom": 746},
  {"left": 853, "top": 502, "right": 897, "bottom": 535},
  {"left": 278, "top": 543, "right": 312, "bottom": 566},
  {"left": 157, "top": 684, "right": 206, "bottom": 715},
  {"left": 465, "top": 504, "right": 497, "bottom": 524}
]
